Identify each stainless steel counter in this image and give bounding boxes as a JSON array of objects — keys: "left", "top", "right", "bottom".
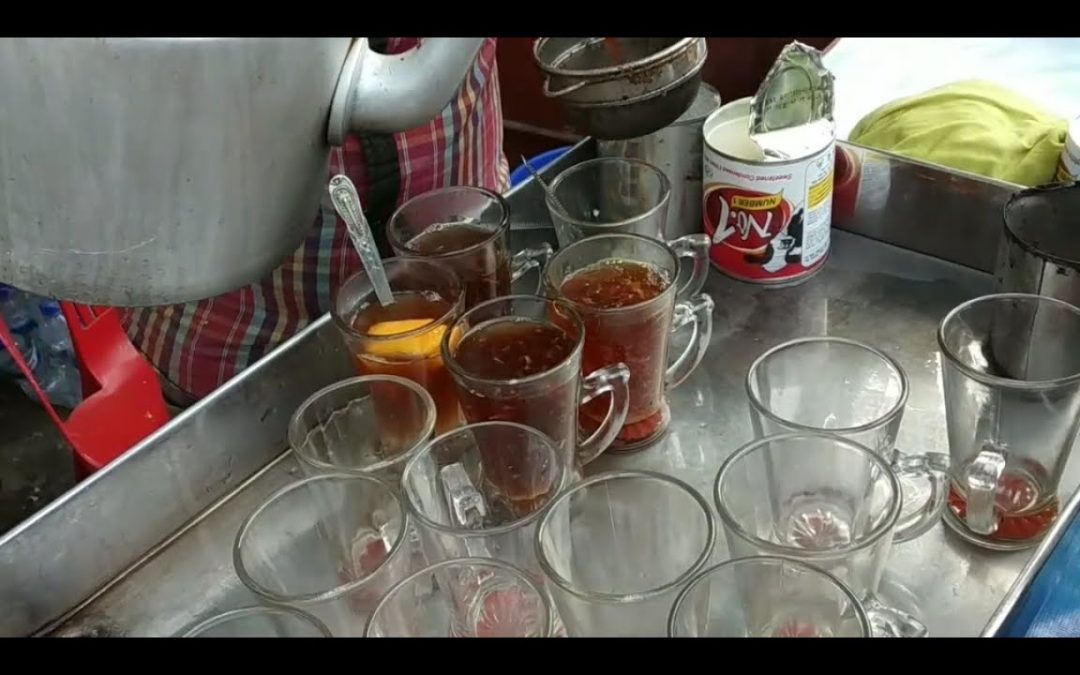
[{"left": 3, "top": 140, "right": 1076, "bottom": 638}]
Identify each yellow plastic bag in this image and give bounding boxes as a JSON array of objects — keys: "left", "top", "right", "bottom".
[{"left": 849, "top": 80, "right": 1068, "bottom": 187}]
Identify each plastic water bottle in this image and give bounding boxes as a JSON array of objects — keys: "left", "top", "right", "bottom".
[
  {"left": 0, "top": 285, "right": 82, "bottom": 409},
  {"left": 0, "top": 283, "right": 44, "bottom": 397},
  {"left": 37, "top": 299, "right": 83, "bottom": 407},
  {"left": 37, "top": 300, "right": 75, "bottom": 357}
]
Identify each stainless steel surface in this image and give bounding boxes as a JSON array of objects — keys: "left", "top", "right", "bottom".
[
  {"left": 0, "top": 37, "right": 483, "bottom": 306},
  {"left": 42, "top": 225, "right": 1079, "bottom": 638},
  {"left": 533, "top": 38, "right": 707, "bottom": 140},
  {"left": 597, "top": 83, "right": 721, "bottom": 239},
  {"left": 833, "top": 143, "right": 1016, "bottom": 273},
  {"left": 995, "top": 182, "right": 1080, "bottom": 305}
]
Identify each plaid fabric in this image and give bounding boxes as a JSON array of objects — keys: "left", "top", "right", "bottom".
[{"left": 123, "top": 38, "right": 507, "bottom": 399}]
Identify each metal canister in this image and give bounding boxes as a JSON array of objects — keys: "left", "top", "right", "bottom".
[
  {"left": 701, "top": 42, "right": 836, "bottom": 286},
  {"left": 1057, "top": 116, "right": 1079, "bottom": 183},
  {"left": 995, "top": 182, "right": 1080, "bottom": 306},
  {"left": 597, "top": 83, "right": 722, "bottom": 239},
  {"left": 702, "top": 97, "right": 836, "bottom": 285}
]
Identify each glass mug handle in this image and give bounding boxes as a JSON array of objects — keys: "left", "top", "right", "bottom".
[
  {"left": 576, "top": 362, "right": 631, "bottom": 466},
  {"left": 510, "top": 243, "right": 555, "bottom": 293},
  {"left": 890, "top": 451, "right": 951, "bottom": 542},
  {"left": 667, "top": 233, "right": 710, "bottom": 300},
  {"left": 665, "top": 293, "right": 715, "bottom": 390},
  {"left": 963, "top": 445, "right": 1007, "bottom": 536}
]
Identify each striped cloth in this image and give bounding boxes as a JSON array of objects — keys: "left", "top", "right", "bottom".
[{"left": 122, "top": 38, "right": 508, "bottom": 401}]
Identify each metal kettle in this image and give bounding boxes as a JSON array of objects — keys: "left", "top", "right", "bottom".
[{"left": 0, "top": 37, "right": 485, "bottom": 306}]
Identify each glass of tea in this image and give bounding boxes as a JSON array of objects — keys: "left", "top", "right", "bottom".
[
  {"left": 333, "top": 257, "right": 465, "bottom": 434},
  {"left": 179, "top": 607, "right": 333, "bottom": 638},
  {"left": 668, "top": 557, "right": 871, "bottom": 638},
  {"left": 534, "top": 470, "right": 715, "bottom": 637},
  {"left": 714, "top": 432, "right": 932, "bottom": 638},
  {"left": 365, "top": 558, "right": 555, "bottom": 638},
  {"left": 938, "top": 293, "right": 1080, "bottom": 551},
  {"left": 387, "top": 186, "right": 553, "bottom": 308},
  {"left": 545, "top": 157, "right": 671, "bottom": 247},
  {"left": 288, "top": 375, "right": 436, "bottom": 483},
  {"left": 441, "top": 295, "right": 631, "bottom": 471},
  {"left": 233, "top": 473, "right": 418, "bottom": 637},
  {"left": 544, "top": 232, "right": 714, "bottom": 451},
  {"left": 746, "top": 337, "right": 949, "bottom": 538}
]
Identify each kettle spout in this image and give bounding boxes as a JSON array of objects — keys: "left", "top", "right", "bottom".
[{"left": 328, "top": 37, "right": 485, "bottom": 143}]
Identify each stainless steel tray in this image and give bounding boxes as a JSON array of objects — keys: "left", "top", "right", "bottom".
[{"left": 2, "top": 140, "right": 1075, "bottom": 637}]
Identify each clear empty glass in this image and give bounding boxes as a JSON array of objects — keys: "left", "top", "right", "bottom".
[
  {"left": 938, "top": 293, "right": 1080, "bottom": 550},
  {"left": 545, "top": 157, "right": 671, "bottom": 247},
  {"left": 714, "top": 433, "right": 928, "bottom": 638},
  {"left": 288, "top": 375, "right": 436, "bottom": 481},
  {"left": 535, "top": 470, "right": 715, "bottom": 636},
  {"left": 365, "top": 558, "right": 554, "bottom": 637},
  {"left": 233, "top": 474, "right": 417, "bottom": 637},
  {"left": 746, "top": 336, "right": 947, "bottom": 538},
  {"left": 179, "top": 606, "right": 332, "bottom": 638},
  {"left": 668, "top": 556, "right": 871, "bottom": 638}
]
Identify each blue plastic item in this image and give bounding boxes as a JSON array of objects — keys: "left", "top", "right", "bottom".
[
  {"left": 509, "top": 146, "right": 572, "bottom": 188},
  {"left": 995, "top": 498, "right": 1080, "bottom": 637}
]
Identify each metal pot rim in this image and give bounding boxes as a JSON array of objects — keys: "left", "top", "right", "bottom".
[{"left": 533, "top": 37, "right": 701, "bottom": 79}]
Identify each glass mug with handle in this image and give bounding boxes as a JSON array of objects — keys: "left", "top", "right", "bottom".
[
  {"left": 387, "top": 186, "right": 553, "bottom": 309},
  {"left": 715, "top": 432, "right": 933, "bottom": 638},
  {"left": 232, "top": 473, "right": 419, "bottom": 637},
  {"left": 332, "top": 257, "right": 466, "bottom": 434},
  {"left": 401, "top": 421, "right": 572, "bottom": 637},
  {"left": 288, "top": 375, "right": 437, "bottom": 483},
  {"left": 938, "top": 293, "right": 1080, "bottom": 550},
  {"left": 545, "top": 157, "right": 671, "bottom": 247},
  {"left": 544, "top": 232, "right": 713, "bottom": 451},
  {"left": 364, "top": 558, "right": 556, "bottom": 638},
  {"left": 668, "top": 556, "right": 872, "bottom": 638},
  {"left": 746, "top": 336, "right": 949, "bottom": 537},
  {"left": 535, "top": 470, "right": 716, "bottom": 637},
  {"left": 441, "top": 295, "right": 630, "bottom": 474}
]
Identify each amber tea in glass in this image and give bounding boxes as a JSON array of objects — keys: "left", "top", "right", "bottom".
[
  {"left": 333, "top": 257, "right": 465, "bottom": 434},
  {"left": 545, "top": 233, "right": 713, "bottom": 451},
  {"left": 443, "top": 295, "right": 631, "bottom": 470},
  {"left": 388, "top": 186, "right": 552, "bottom": 309}
]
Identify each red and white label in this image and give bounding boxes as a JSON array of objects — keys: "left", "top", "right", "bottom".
[{"left": 703, "top": 110, "right": 835, "bottom": 284}]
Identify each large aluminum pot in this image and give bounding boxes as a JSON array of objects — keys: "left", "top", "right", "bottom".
[{"left": 0, "top": 38, "right": 484, "bottom": 306}]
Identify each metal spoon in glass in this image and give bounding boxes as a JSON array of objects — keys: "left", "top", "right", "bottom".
[
  {"left": 520, "top": 155, "right": 569, "bottom": 219},
  {"left": 329, "top": 173, "right": 395, "bottom": 307}
]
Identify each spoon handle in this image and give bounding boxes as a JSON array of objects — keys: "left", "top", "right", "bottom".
[{"left": 329, "top": 174, "right": 396, "bottom": 307}]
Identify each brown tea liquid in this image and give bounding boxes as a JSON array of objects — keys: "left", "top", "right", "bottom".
[
  {"left": 947, "top": 460, "right": 1061, "bottom": 543},
  {"left": 351, "top": 291, "right": 463, "bottom": 434},
  {"left": 406, "top": 222, "right": 510, "bottom": 309},
  {"left": 452, "top": 319, "right": 577, "bottom": 506},
  {"left": 559, "top": 259, "right": 672, "bottom": 447}
]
